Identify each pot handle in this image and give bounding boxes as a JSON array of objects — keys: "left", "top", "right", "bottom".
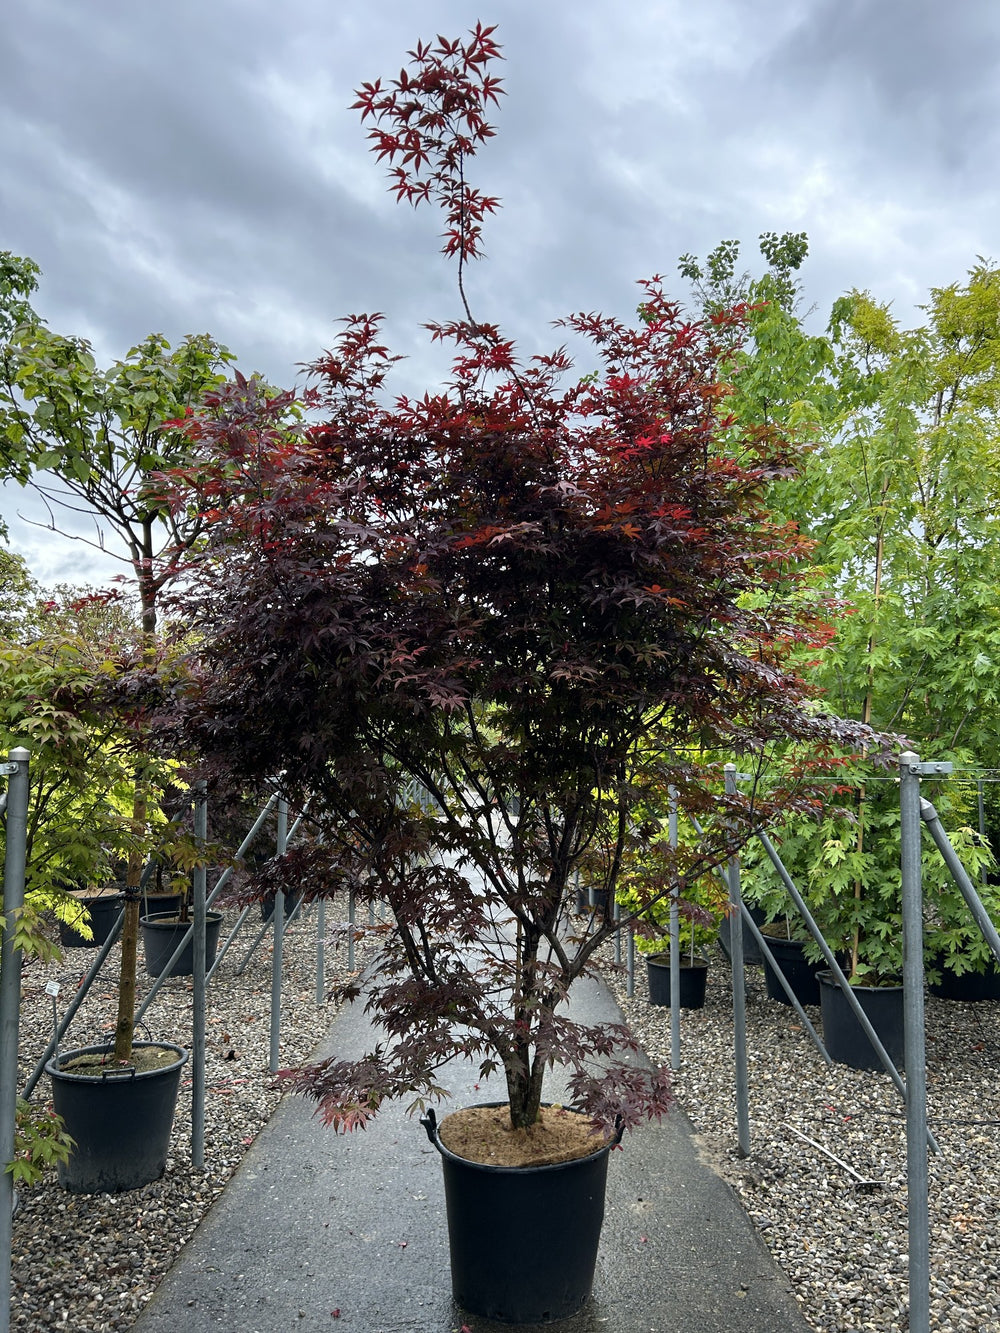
[{"left": 420, "top": 1108, "right": 438, "bottom": 1144}]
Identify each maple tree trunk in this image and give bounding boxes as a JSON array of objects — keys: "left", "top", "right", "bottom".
[
  {"left": 505, "top": 1040, "right": 545, "bottom": 1130},
  {"left": 113, "top": 794, "right": 146, "bottom": 1063}
]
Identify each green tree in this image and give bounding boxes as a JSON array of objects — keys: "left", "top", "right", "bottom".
[
  {"left": 0, "top": 548, "right": 43, "bottom": 641},
  {"left": 0, "top": 255, "right": 236, "bottom": 1062},
  {"left": 809, "top": 263, "right": 1000, "bottom": 754},
  {"left": 0, "top": 250, "right": 40, "bottom": 344},
  {"left": 0, "top": 584, "right": 154, "bottom": 948},
  {"left": 733, "top": 260, "right": 1000, "bottom": 979},
  {"left": 0, "top": 317, "right": 235, "bottom": 633},
  {"left": 678, "top": 229, "right": 809, "bottom": 316}
]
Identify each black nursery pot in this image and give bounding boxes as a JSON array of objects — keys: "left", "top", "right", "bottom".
[
  {"left": 718, "top": 905, "right": 767, "bottom": 966},
  {"left": 259, "top": 888, "right": 303, "bottom": 922},
  {"left": 762, "top": 935, "right": 824, "bottom": 1006},
  {"left": 140, "top": 910, "right": 223, "bottom": 977},
  {"left": 58, "top": 891, "right": 124, "bottom": 948},
  {"left": 141, "top": 890, "right": 184, "bottom": 918},
  {"left": 927, "top": 952, "right": 1000, "bottom": 1001},
  {"left": 575, "top": 885, "right": 609, "bottom": 914},
  {"left": 421, "top": 1104, "right": 621, "bottom": 1324},
  {"left": 646, "top": 955, "right": 709, "bottom": 1009},
  {"left": 818, "top": 971, "right": 905, "bottom": 1071},
  {"left": 45, "top": 1042, "right": 188, "bottom": 1193}
]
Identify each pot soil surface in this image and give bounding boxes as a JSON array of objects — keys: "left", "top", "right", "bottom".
[
  {"left": 60, "top": 1046, "right": 180, "bottom": 1075},
  {"left": 761, "top": 921, "right": 799, "bottom": 941},
  {"left": 439, "top": 1104, "right": 608, "bottom": 1167}
]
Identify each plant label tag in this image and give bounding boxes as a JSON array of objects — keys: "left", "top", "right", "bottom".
[{"left": 45, "top": 981, "right": 60, "bottom": 998}]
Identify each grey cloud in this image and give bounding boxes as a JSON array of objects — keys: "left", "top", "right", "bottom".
[
  {"left": 3, "top": 0, "right": 999, "bottom": 583},
  {"left": 761, "top": 0, "right": 1000, "bottom": 178}
]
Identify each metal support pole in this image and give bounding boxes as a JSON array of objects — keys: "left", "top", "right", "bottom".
[
  {"left": 269, "top": 798, "right": 288, "bottom": 1074},
  {"left": 740, "top": 905, "right": 830, "bottom": 1063},
  {"left": 206, "top": 792, "right": 279, "bottom": 908},
  {"left": 754, "top": 826, "right": 937, "bottom": 1152},
  {"left": 348, "top": 888, "right": 356, "bottom": 973},
  {"left": 211, "top": 905, "right": 254, "bottom": 978},
  {"left": 626, "top": 922, "right": 635, "bottom": 997},
  {"left": 1, "top": 748, "right": 30, "bottom": 1333},
  {"left": 613, "top": 894, "right": 622, "bottom": 966},
  {"left": 668, "top": 788, "right": 681, "bottom": 1071},
  {"left": 191, "top": 782, "right": 208, "bottom": 1168},
  {"left": 725, "top": 765, "right": 751, "bottom": 1156},
  {"left": 921, "top": 799, "right": 1000, "bottom": 967},
  {"left": 977, "top": 780, "right": 986, "bottom": 886},
  {"left": 316, "top": 897, "right": 327, "bottom": 1005},
  {"left": 900, "top": 752, "right": 930, "bottom": 1333},
  {"left": 138, "top": 793, "right": 290, "bottom": 1018}
]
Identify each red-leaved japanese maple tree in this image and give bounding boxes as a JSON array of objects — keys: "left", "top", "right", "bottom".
[{"left": 162, "top": 25, "right": 874, "bottom": 1134}]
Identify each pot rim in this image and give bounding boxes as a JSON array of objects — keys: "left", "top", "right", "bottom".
[
  {"left": 420, "top": 1101, "right": 624, "bottom": 1174},
  {"left": 139, "top": 910, "right": 224, "bottom": 927},
  {"left": 816, "top": 969, "right": 903, "bottom": 993},
  {"left": 44, "top": 1040, "right": 189, "bottom": 1084},
  {"left": 645, "top": 953, "right": 709, "bottom": 969},
  {"left": 64, "top": 888, "right": 125, "bottom": 903}
]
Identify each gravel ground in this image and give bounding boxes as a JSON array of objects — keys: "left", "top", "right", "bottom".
[
  {"left": 12, "top": 896, "right": 373, "bottom": 1333},
  {"left": 12, "top": 911, "right": 1000, "bottom": 1333},
  {"left": 605, "top": 945, "right": 1000, "bottom": 1333}
]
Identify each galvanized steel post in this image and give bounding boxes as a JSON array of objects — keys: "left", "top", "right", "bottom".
[
  {"left": 668, "top": 788, "right": 681, "bottom": 1071},
  {"left": 899, "top": 751, "right": 930, "bottom": 1333},
  {"left": 725, "top": 764, "right": 751, "bottom": 1155},
  {"left": 921, "top": 798, "right": 1000, "bottom": 967},
  {"left": 315, "top": 896, "right": 327, "bottom": 1005},
  {"left": 191, "top": 781, "right": 208, "bottom": 1167},
  {"left": 0, "top": 748, "right": 29, "bottom": 1333},
  {"left": 269, "top": 797, "right": 288, "bottom": 1074},
  {"left": 739, "top": 902, "right": 829, "bottom": 1063},
  {"left": 348, "top": 887, "right": 356, "bottom": 973},
  {"left": 755, "top": 826, "right": 935, "bottom": 1142}
]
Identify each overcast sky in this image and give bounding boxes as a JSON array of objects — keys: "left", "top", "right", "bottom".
[{"left": 3, "top": 0, "right": 999, "bottom": 587}]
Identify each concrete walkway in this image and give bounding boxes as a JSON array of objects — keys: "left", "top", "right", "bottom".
[{"left": 132, "top": 974, "right": 810, "bottom": 1333}]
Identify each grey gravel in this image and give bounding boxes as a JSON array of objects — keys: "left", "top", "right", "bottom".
[
  {"left": 605, "top": 947, "right": 1000, "bottom": 1333},
  {"left": 13, "top": 897, "right": 373, "bottom": 1333},
  {"left": 13, "top": 914, "right": 1000, "bottom": 1333}
]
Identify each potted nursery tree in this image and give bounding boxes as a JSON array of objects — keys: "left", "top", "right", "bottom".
[
  {"left": 160, "top": 25, "right": 877, "bottom": 1321},
  {"left": 741, "top": 773, "right": 996, "bottom": 1068},
  {"left": 0, "top": 265, "right": 234, "bottom": 1190},
  {"left": 613, "top": 811, "right": 729, "bottom": 1010}
]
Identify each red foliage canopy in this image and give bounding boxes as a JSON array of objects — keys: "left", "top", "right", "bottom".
[{"left": 158, "top": 28, "right": 877, "bottom": 1133}]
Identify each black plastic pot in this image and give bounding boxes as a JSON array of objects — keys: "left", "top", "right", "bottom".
[
  {"left": 927, "top": 953, "right": 1000, "bottom": 1001},
  {"left": 141, "top": 890, "right": 184, "bottom": 918},
  {"left": 140, "top": 910, "right": 223, "bottom": 977},
  {"left": 762, "top": 935, "right": 824, "bottom": 1006},
  {"left": 646, "top": 955, "right": 709, "bottom": 1009},
  {"left": 421, "top": 1104, "right": 622, "bottom": 1323},
  {"left": 718, "top": 905, "right": 767, "bottom": 966},
  {"left": 58, "top": 890, "right": 124, "bottom": 948},
  {"left": 44, "top": 1042, "right": 188, "bottom": 1193},
  {"left": 818, "top": 971, "right": 905, "bottom": 1071},
  {"left": 575, "top": 885, "right": 609, "bottom": 914},
  {"left": 260, "top": 888, "right": 303, "bottom": 922}
]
